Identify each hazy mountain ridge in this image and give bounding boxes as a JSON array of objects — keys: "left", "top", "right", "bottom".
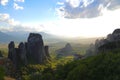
[
  {"left": 0, "top": 31, "right": 17, "bottom": 43},
  {"left": 0, "top": 31, "right": 102, "bottom": 44},
  {"left": 0, "top": 31, "right": 63, "bottom": 43}
]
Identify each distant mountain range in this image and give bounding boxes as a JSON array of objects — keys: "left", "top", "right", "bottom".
[
  {"left": 0, "top": 31, "right": 64, "bottom": 43},
  {"left": 0, "top": 31, "right": 17, "bottom": 43},
  {"left": 0, "top": 31, "right": 101, "bottom": 44}
]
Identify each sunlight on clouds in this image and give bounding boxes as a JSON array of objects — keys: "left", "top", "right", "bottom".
[
  {"left": 56, "top": 0, "right": 101, "bottom": 18},
  {"left": 8, "top": 18, "right": 20, "bottom": 26},
  {"left": 0, "top": 13, "right": 20, "bottom": 26},
  {"left": 44, "top": 9, "right": 120, "bottom": 37},
  {"left": 56, "top": 0, "right": 120, "bottom": 18},
  {"left": 66, "top": 0, "right": 94, "bottom": 8},
  {"left": 0, "top": 0, "right": 8, "bottom": 6},
  {"left": 52, "top": 0, "right": 120, "bottom": 37},
  {"left": 20, "top": 24, "right": 44, "bottom": 32},
  {"left": 0, "top": 14, "right": 9, "bottom": 20},
  {"left": 0, "top": 13, "right": 44, "bottom": 32},
  {"left": 81, "top": 0, "right": 94, "bottom": 7},
  {"left": 0, "top": 0, "right": 120, "bottom": 38},
  {"left": 66, "top": 0, "right": 81, "bottom": 8}
]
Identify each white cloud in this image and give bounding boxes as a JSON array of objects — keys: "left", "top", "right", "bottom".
[
  {"left": 0, "top": 13, "right": 9, "bottom": 20},
  {"left": 0, "top": 0, "right": 8, "bottom": 6},
  {"left": 0, "top": 13, "right": 20, "bottom": 26},
  {"left": 57, "top": 2, "right": 64, "bottom": 5},
  {"left": 1, "top": 9, "right": 120, "bottom": 37},
  {"left": 66, "top": 0, "right": 81, "bottom": 8},
  {"left": 0, "top": 23, "right": 44, "bottom": 32},
  {"left": 44, "top": 9, "right": 120, "bottom": 37},
  {"left": 56, "top": 0, "right": 120, "bottom": 18},
  {"left": 9, "top": 24, "right": 43, "bottom": 32},
  {"left": 66, "top": 0, "right": 94, "bottom": 8},
  {"left": 13, "top": 3, "right": 24, "bottom": 10},
  {"left": 82, "top": 0, "right": 94, "bottom": 7},
  {"left": 0, "top": 13, "right": 44, "bottom": 32},
  {"left": 14, "top": 0, "right": 24, "bottom": 2}
]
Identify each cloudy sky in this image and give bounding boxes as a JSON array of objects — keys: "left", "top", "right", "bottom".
[{"left": 0, "top": 0, "right": 120, "bottom": 37}]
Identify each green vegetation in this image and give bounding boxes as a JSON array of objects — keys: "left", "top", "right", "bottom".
[
  {"left": 65, "top": 53, "right": 120, "bottom": 80},
  {"left": 20, "top": 51, "right": 120, "bottom": 80},
  {"left": 0, "top": 66, "right": 5, "bottom": 80},
  {"left": 0, "top": 47, "right": 8, "bottom": 57},
  {"left": 1, "top": 42, "right": 120, "bottom": 80}
]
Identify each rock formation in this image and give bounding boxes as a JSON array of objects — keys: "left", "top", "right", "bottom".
[
  {"left": 56, "top": 43, "right": 74, "bottom": 57},
  {"left": 73, "top": 54, "right": 83, "bottom": 60},
  {"left": 8, "top": 41, "right": 17, "bottom": 68},
  {"left": 27, "top": 33, "right": 47, "bottom": 64},
  {"left": 85, "top": 28, "right": 120, "bottom": 57},
  {"left": 8, "top": 33, "right": 50, "bottom": 68},
  {"left": 98, "top": 28, "right": 120, "bottom": 52},
  {"left": 18, "top": 42, "right": 27, "bottom": 65},
  {"left": 107, "top": 29, "right": 120, "bottom": 41},
  {"left": 44, "top": 46, "right": 50, "bottom": 59},
  {"left": 64, "top": 43, "right": 73, "bottom": 52}
]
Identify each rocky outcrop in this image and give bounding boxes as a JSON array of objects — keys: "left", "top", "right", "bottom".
[
  {"left": 8, "top": 33, "right": 50, "bottom": 68},
  {"left": 18, "top": 42, "right": 27, "bottom": 65},
  {"left": 27, "top": 33, "right": 47, "bottom": 64},
  {"left": 44, "top": 46, "right": 50, "bottom": 59},
  {"left": 8, "top": 41, "right": 17, "bottom": 68},
  {"left": 73, "top": 54, "right": 83, "bottom": 60},
  {"left": 113, "top": 29, "right": 120, "bottom": 34},
  {"left": 97, "top": 29, "right": 120, "bottom": 52},
  {"left": 8, "top": 41, "right": 27, "bottom": 68},
  {"left": 85, "top": 28, "right": 120, "bottom": 56},
  {"left": 64, "top": 43, "right": 73, "bottom": 52},
  {"left": 107, "top": 29, "right": 120, "bottom": 41},
  {"left": 56, "top": 43, "right": 74, "bottom": 57}
]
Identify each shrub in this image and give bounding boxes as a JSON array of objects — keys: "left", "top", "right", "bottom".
[{"left": 0, "top": 66, "right": 5, "bottom": 80}]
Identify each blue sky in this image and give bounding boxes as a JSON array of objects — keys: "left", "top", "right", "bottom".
[
  {"left": 0, "top": 0, "right": 58, "bottom": 23},
  {"left": 0, "top": 0, "right": 120, "bottom": 37}
]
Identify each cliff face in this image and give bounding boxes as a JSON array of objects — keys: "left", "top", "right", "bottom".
[
  {"left": 27, "top": 33, "right": 47, "bottom": 64},
  {"left": 8, "top": 33, "right": 50, "bottom": 68},
  {"left": 86, "top": 29, "right": 120, "bottom": 57},
  {"left": 97, "top": 29, "right": 120, "bottom": 52}
]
